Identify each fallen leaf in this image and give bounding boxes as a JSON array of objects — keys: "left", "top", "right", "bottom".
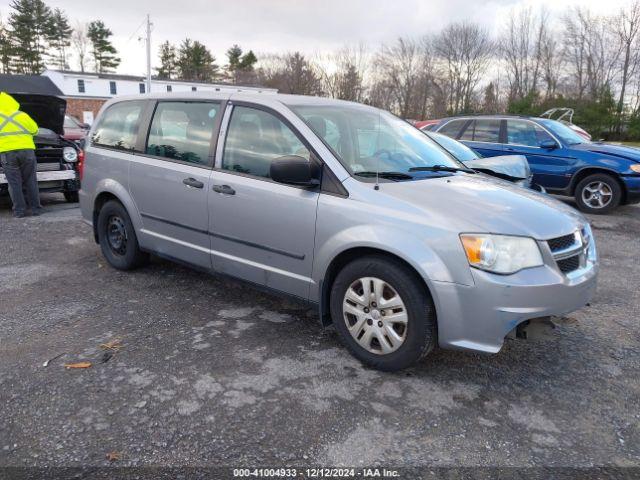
[
  {"left": 106, "top": 451, "right": 121, "bottom": 462},
  {"left": 64, "top": 362, "right": 92, "bottom": 369},
  {"left": 99, "top": 339, "right": 123, "bottom": 351}
]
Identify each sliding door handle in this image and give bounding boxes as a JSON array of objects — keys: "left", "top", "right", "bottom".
[
  {"left": 183, "top": 177, "right": 204, "bottom": 189},
  {"left": 212, "top": 184, "right": 236, "bottom": 195}
]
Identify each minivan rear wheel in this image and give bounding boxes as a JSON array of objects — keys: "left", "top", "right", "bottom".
[
  {"left": 330, "top": 255, "right": 436, "bottom": 371},
  {"left": 574, "top": 173, "right": 621, "bottom": 214},
  {"left": 97, "top": 200, "right": 148, "bottom": 270}
]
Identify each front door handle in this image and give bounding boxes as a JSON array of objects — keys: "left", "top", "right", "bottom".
[
  {"left": 212, "top": 184, "right": 236, "bottom": 195},
  {"left": 183, "top": 177, "right": 204, "bottom": 189}
]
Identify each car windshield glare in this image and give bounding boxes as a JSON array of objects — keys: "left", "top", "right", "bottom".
[
  {"left": 426, "top": 131, "right": 480, "bottom": 162},
  {"left": 539, "top": 119, "right": 589, "bottom": 145},
  {"left": 290, "top": 105, "right": 465, "bottom": 177}
]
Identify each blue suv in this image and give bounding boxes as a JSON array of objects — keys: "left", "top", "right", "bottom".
[{"left": 434, "top": 115, "right": 640, "bottom": 213}]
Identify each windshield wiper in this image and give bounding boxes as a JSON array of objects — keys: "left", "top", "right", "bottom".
[
  {"left": 409, "top": 165, "right": 475, "bottom": 174},
  {"left": 354, "top": 171, "right": 414, "bottom": 180}
]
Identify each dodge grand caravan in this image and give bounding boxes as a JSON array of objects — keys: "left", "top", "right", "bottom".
[{"left": 79, "top": 93, "right": 598, "bottom": 371}]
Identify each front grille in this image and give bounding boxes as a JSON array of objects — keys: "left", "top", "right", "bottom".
[
  {"left": 36, "top": 162, "right": 62, "bottom": 172},
  {"left": 548, "top": 233, "right": 577, "bottom": 252},
  {"left": 35, "top": 147, "right": 63, "bottom": 162},
  {"left": 557, "top": 255, "right": 581, "bottom": 274}
]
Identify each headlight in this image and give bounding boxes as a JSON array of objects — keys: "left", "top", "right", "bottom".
[
  {"left": 63, "top": 146, "right": 78, "bottom": 163},
  {"left": 631, "top": 164, "right": 640, "bottom": 173},
  {"left": 460, "top": 234, "right": 543, "bottom": 274}
]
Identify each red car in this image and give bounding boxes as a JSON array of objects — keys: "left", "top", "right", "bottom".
[
  {"left": 414, "top": 119, "right": 441, "bottom": 131},
  {"left": 63, "top": 115, "right": 90, "bottom": 142}
]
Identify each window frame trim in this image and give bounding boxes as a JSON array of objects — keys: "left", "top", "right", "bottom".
[
  {"left": 213, "top": 101, "right": 326, "bottom": 189},
  {"left": 135, "top": 98, "right": 226, "bottom": 169}
]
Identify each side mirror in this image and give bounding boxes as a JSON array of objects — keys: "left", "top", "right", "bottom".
[
  {"left": 270, "top": 155, "right": 320, "bottom": 188},
  {"left": 540, "top": 140, "right": 558, "bottom": 150}
]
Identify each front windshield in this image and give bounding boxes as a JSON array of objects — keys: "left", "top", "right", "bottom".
[
  {"left": 290, "top": 104, "right": 465, "bottom": 177},
  {"left": 426, "top": 131, "right": 479, "bottom": 162},
  {"left": 538, "top": 119, "right": 589, "bottom": 146}
]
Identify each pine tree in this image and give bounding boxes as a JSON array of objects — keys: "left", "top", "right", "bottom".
[
  {"left": 226, "top": 44, "right": 242, "bottom": 79},
  {"left": 8, "top": 0, "right": 55, "bottom": 74},
  {"left": 177, "top": 39, "right": 218, "bottom": 82},
  {"left": 157, "top": 41, "right": 177, "bottom": 79},
  {"left": 48, "top": 8, "right": 72, "bottom": 70},
  {"left": 0, "top": 17, "right": 13, "bottom": 74},
  {"left": 226, "top": 45, "right": 257, "bottom": 84},
  {"left": 87, "top": 20, "right": 120, "bottom": 73},
  {"left": 239, "top": 50, "right": 257, "bottom": 70}
]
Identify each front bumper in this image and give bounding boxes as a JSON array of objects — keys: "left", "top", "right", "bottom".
[
  {"left": 622, "top": 175, "right": 640, "bottom": 204},
  {"left": 432, "top": 237, "right": 598, "bottom": 353},
  {"left": 0, "top": 169, "right": 77, "bottom": 184},
  {"left": 0, "top": 170, "right": 78, "bottom": 194}
]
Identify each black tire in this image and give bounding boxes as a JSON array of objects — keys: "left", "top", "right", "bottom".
[
  {"left": 574, "top": 173, "right": 622, "bottom": 214},
  {"left": 330, "top": 255, "right": 437, "bottom": 371},
  {"left": 64, "top": 191, "right": 79, "bottom": 203},
  {"left": 97, "top": 200, "right": 148, "bottom": 270}
]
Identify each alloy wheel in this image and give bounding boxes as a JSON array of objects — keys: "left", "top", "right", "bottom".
[
  {"left": 582, "top": 181, "right": 613, "bottom": 209},
  {"left": 342, "top": 277, "right": 408, "bottom": 355}
]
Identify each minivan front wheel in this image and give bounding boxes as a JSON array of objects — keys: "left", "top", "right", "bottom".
[
  {"left": 97, "top": 200, "right": 148, "bottom": 270},
  {"left": 575, "top": 173, "right": 621, "bottom": 214},
  {"left": 330, "top": 256, "right": 436, "bottom": 371}
]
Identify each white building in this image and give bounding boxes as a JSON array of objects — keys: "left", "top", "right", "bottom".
[{"left": 42, "top": 69, "right": 277, "bottom": 124}]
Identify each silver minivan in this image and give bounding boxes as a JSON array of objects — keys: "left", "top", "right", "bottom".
[{"left": 79, "top": 92, "right": 598, "bottom": 371}]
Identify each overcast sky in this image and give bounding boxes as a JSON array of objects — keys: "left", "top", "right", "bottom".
[{"left": 0, "top": 0, "right": 633, "bottom": 75}]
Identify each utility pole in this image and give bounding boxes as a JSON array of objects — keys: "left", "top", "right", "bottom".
[{"left": 145, "top": 14, "right": 152, "bottom": 93}]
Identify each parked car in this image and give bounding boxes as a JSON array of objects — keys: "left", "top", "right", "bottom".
[
  {"left": 0, "top": 93, "right": 81, "bottom": 203},
  {"left": 63, "top": 114, "right": 90, "bottom": 143},
  {"left": 424, "top": 130, "right": 544, "bottom": 191},
  {"left": 433, "top": 115, "right": 640, "bottom": 213},
  {"left": 415, "top": 119, "right": 441, "bottom": 131},
  {"left": 80, "top": 93, "right": 597, "bottom": 371},
  {"left": 540, "top": 108, "right": 591, "bottom": 141}
]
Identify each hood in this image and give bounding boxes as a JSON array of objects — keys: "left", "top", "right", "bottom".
[
  {"left": 3, "top": 93, "right": 66, "bottom": 135},
  {"left": 378, "top": 174, "right": 586, "bottom": 240},
  {"left": 572, "top": 142, "right": 640, "bottom": 162},
  {"left": 464, "top": 154, "right": 531, "bottom": 180}
]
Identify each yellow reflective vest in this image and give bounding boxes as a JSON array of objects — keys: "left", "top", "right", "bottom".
[{"left": 0, "top": 92, "right": 38, "bottom": 153}]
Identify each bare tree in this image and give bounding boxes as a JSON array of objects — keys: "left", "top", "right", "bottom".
[
  {"left": 434, "top": 22, "right": 493, "bottom": 113},
  {"left": 501, "top": 7, "right": 554, "bottom": 102},
  {"left": 316, "top": 44, "right": 368, "bottom": 102},
  {"left": 613, "top": 1, "right": 640, "bottom": 132},
  {"left": 371, "top": 37, "right": 436, "bottom": 119},
  {"left": 562, "top": 8, "right": 621, "bottom": 100},
  {"left": 257, "top": 52, "right": 322, "bottom": 95},
  {"left": 71, "top": 22, "right": 90, "bottom": 72}
]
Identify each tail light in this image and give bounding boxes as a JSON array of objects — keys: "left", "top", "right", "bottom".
[{"left": 77, "top": 149, "right": 85, "bottom": 181}]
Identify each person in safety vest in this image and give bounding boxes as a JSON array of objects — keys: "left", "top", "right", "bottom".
[{"left": 0, "top": 92, "right": 42, "bottom": 218}]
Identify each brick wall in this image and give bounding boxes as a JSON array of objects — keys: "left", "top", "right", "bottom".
[{"left": 65, "top": 98, "right": 107, "bottom": 123}]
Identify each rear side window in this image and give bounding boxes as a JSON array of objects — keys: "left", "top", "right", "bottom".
[
  {"left": 471, "top": 119, "right": 501, "bottom": 143},
  {"left": 222, "top": 106, "right": 310, "bottom": 179},
  {"left": 459, "top": 119, "right": 501, "bottom": 143},
  {"left": 438, "top": 119, "right": 467, "bottom": 138},
  {"left": 146, "top": 101, "right": 220, "bottom": 165},
  {"left": 92, "top": 101, "right": 145, "bottom": 151}
]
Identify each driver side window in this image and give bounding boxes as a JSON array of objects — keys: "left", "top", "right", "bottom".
[{"left": 222, "top": 106, "right": 310, "bottom": 179}]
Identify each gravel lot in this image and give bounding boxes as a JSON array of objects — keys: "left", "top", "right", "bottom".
[{"left": 0, "top": 193, "right": 638, "bottom": 475}]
